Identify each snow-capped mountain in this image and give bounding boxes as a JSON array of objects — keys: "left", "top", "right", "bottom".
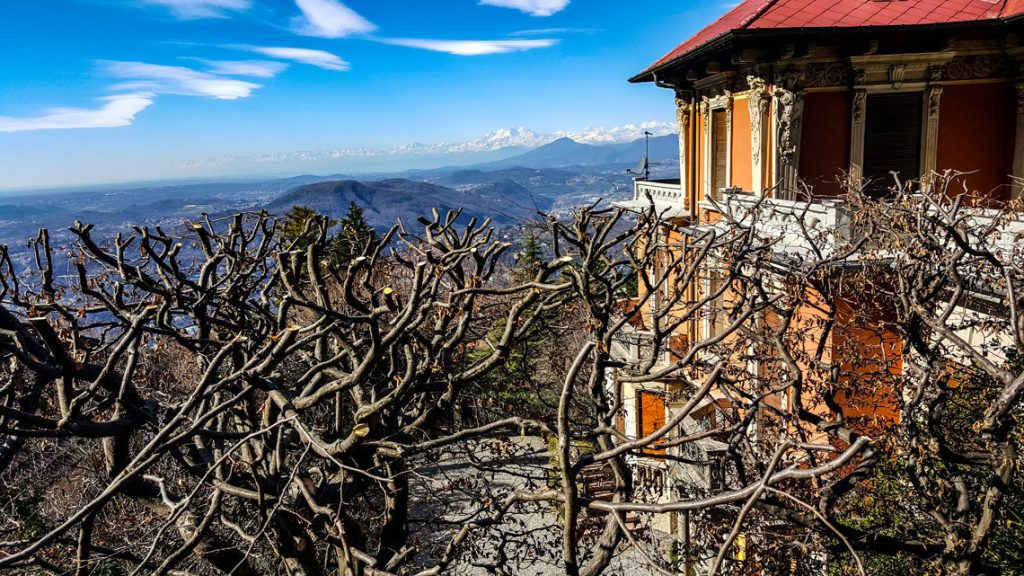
[
  {"left": 184, "top": 122, "right": 677, "bottom": 169},
  {"left": 432, "top": 122, "right": 677, "bottom": 152}
]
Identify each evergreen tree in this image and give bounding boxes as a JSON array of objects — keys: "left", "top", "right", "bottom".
[
  {"left": 331, "top": 201, "right": 376, "bottom": 265},
  {"left": 281, "top": 206, "right": 330, "bottom": 252},
  {"left": 465, "top": 229, "right": 559, "bottom": 420},
  {"left": 512, "top": 231, "right": 544, "bottom": 283}
]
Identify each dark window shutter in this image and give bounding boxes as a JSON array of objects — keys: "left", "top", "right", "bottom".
[
  {"left": 863, "top": 92, "right": 922, "bottom": 195},
  {"left": 713, "top": 109, "right": 728, "bottom": 194}
]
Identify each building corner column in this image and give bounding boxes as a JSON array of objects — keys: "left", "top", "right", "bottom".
[{"left": 674, "top": 93, "right": 691, "bottom": 208}]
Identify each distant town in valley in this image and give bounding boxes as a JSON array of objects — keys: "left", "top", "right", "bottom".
[{"left": 0, "top": 130, "right": 680, "bottom": 265}]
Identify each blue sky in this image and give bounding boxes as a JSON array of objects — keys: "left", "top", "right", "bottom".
[{"left": 0, "top": 0, "right": 721, "bottom": 191}]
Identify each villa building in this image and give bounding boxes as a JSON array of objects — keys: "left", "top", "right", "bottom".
[{"left": 611, "top": 0, "right": 1024, "bottom": 561}]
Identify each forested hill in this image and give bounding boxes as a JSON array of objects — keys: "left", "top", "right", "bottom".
[{"left": 266, "top": 178, "right": 539, "bottom": 229}]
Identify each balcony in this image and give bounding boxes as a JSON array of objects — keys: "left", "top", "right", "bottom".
[
  {"left": 699, "top": 189, "right": 1024, "bottom": 262},
  {"left": 613, "top": 179, "right": 687, "bottom": 220},
  {"left": 698, "top": 190, "right": 857, "bottom": 259},
  {"left": 611, "top": 321, "right": 692, "bottom": 373}
]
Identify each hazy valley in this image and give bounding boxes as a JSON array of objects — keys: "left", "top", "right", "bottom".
[{"left": 0, "top": 134, "right": 678, "bottom": 267}]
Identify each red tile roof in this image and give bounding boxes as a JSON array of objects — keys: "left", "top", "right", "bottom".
[{"left": 638, "top": 0, "right": 1024, "bottom": 78}]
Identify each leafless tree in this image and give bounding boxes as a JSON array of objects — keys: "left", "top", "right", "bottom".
[{"left": 1, "top": 177, "right": 1022, "bottom": 576}]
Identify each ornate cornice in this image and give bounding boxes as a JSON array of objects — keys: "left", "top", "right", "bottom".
[
  {"left": 940, "top": 54, "right": 1011, "bottom": 81},
  {"left": 803, "top": 63, "right": 850, "bottom": 88}
]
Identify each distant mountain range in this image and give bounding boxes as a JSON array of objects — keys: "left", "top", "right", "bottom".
[
  {"left": 267, "top": 178, "right": 538, "bottom": 229},
  {"left": 265, "top": 133, "right": 680, "bottom": 229},
  {"left": 1, "top": 132, "right": 680, "bottom": 267},
  {"left": 476, "top": 134, "right": 678, "bottom": 170},
  {"left": 184, "top": 123, "right": 678, "bottom": 170}
]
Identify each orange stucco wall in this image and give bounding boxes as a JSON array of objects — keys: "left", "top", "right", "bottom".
[
  {"left": 832, "top": 296, "right": 902, "bottom": 433},
  {"left": 758, "top": 285, "right": 901, "bottom": 439},
  {"left": 799, "top": 91, "right": 852, "bottom": 198},
  {"left": 731, "top": 98, "right": 753, "bottom": 192},
  {"left": 937, "top": 82, "right": 1016, "bottom": 202}
]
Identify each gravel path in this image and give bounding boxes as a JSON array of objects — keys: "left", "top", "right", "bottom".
[{"left": 408, "top": 436, "right": 667, "bottom": 575}]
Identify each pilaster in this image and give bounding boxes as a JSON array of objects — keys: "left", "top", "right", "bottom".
[
  {"left": 747, "top": 76, "right": 770, "bottom": 194},
  {"left": 849, "top": 88, "right": 867, "bottom": 184},
  {"left": 922, "top": 83, "right": 943, "bottom": 189},
  {"left": 773, "top": 70, "right": 805, "bottom": 200},
  {"left": 724, "top": 104, "right": 734, "bottom": 190},
  {"left": 701, "top": 100, "right": 712, "bottom": 203}
]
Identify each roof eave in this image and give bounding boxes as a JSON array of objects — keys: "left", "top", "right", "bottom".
[
  {"left": 628, "top": 18, "right": 1016, "bottom": 85},
  {"left": 628, "top": 32, "right": 737, "bottom": 84}
]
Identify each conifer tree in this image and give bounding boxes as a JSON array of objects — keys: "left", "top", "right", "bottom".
[
  {"left": 331, "top": 201, "right": 376, "bottom": 264},
  {"left": 281, "top": 206, "right": 325, "bottom": 251},
  {"left": 513, "top": 231, "right": 544, "bottom": 283},
  {"left": 467, "top": 228, "right": 560, "bottom": 420}
]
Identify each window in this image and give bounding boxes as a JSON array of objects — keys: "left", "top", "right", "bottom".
[
  {"left": 636, "top": 390, "right": 666, "bottom": 457},
  {"left": 863, "top": 92, "right": 922, "bottom": 195},
  {"left": 712, "top": 109, "right": 729, "bottom": 196}
]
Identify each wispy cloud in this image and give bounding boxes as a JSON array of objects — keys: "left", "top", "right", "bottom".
[
  {"left": 101, "top": 61, "right": 262, "bottom": 100},
  {"left": 0, "top": 93, "right": 155, "bottom": 133},
  {"left": 380, "top": 38, "right": 558, "bottom": 56},
  {"left": 507, "top": 27, "right": 593, "bottom": 37},
  {"left": 239, "top": 46, "right": 351, "bottom": 71},
  {"left": 140, "top": 0, "right": 251, "bottom": 19},
  {"left": 479, "top": 0, "right": 570, "bottom": 17},
  {"left": 291, "top": 0, "right": 375, "bottom": 38},
  {"left": 197, "top": 59, "right": 289, "bottom": 78}
]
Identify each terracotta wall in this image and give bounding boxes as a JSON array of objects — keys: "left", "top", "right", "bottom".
[
  {"left": 831, "top": 295, "right": 902, "bottom": 433},
  {"left": 799, "top": 91, "right": 852, "bottom": 198},
  {"left": 936, "top": 82, "right": 1016, "bottom": 202},
  {"left": 731, "top": 98, "right": 753, "bottom": 192},
  {"left": 758, "top": 285, "right": 901, "bottom": 437}
]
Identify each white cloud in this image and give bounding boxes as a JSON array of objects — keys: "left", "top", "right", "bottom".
[
  {"left": 0, "top": 93, "right": 155, "bottom": 133},
  {"left": 380, "top": 38, "right": 558, "bottom": 56},
  {"left": 479, "top": 0, "right": 570, "bottom": 16},
  {"left": 291, "top": 0, "right": 375, "bottom": 38},
  {"left": 507, "top": 27, "right": 591, "bottom": 36},
  {"left": 241, "top": 46, "right": 351, "bottom": 71},
  {"left": 101, "top": 61, "right": 262, "bottom": 100},
  {"left": 141, "top": 0, "right": 251, "bottom": 19},
  {"left": 199, "top": 59, "right": 289, "bottom": 78}
]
